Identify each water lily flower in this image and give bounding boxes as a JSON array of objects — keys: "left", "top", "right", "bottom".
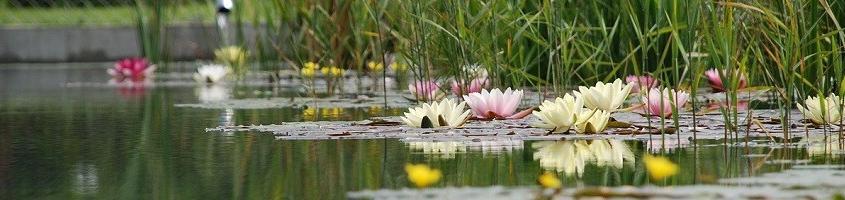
[
  {"left": 367, "top": 61, "right": 384, "bottom": 72},
  {"left": 300, "top": 62, "right": 319, "bottom": 78},
  {"left": 589, "top": 140, "right": 635, "bottom": 169},
  {"left": 704, "top": 68, "right": 747, "bottom": 92},
  {"left": 405, "top": 164, "right": 442, "bottom": 188},
  {"left": 573, "top": 109, "right": 611, "bottom": 134},
  {"left": 797, "top": 94, "right": 842, "bottom": 125},
  {"left": 532, "top": 141, "right": 593, "bottom": 176},
  {"left": 574, "top": 79, "right": 632, "bottom": 111},
  {"left": 537, "top": 172, "right": 562, "bottom": 189},
  {"left": 463, "top": 88, "right": 530, "bottom": 120},
  {"left": 400, "top": 98, "right": 471, "bottom": 128},
  {"left": 451, "top": 78, "right": 490, "bottom": 96},
  {"left": 193, "top": 64, "right": 228, "bottom": 83},
  {"left": 408, "top": 80, "right": 442, "bottom": 101},
  {"left": 107, "top": 57, "right": 155, "bottom": 81},
  {"left": 532, "top": 94, "right": 583, "bottom": 133},
  {"left": 641, "top": 88, "right": 690, "bottom": 118},
  {"left": 643, "top": 154, "right": 679, "bottom": 181},
  {"left": 625, "top": 75, "right": 658, "bottom": 93}
]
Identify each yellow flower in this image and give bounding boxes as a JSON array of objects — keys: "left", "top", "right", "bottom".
[
  {"left": 303, "top": 62, "right": 320, "bottom": 70},
  {"left": 537, "top": 172, "right": 562, "bottom": 189},
  {"left": 391, "top": 62, "right": 408, "bottom": 72},
  {"left": 644, "top": 154, "right": 679, "bottom": 181},
  {"left": 367, "top": 61, "right": 384, "bottom": 72},
  {"left": 302, "top": 107, "right": 317, "bottom": 121},
  {"left": 405, "top": 163, "right": 442, "bottom": 188},
  {"left": 320, "top": 66, "right": 344, "bottom": 78},
  {"left": 331, "top": 67, "right": 344, "bottom": 77},
  {"left": 301, "top": 67, "right": 315, "bottom": 78},
  {"left": 214, "top": 46, "right": 247, "bottom": 67}
]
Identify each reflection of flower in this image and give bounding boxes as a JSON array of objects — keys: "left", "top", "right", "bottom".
[
  {"left": 704, "top": 68, "right": 747, "bottom": 92},
  {"left": 405, "top": 164, "right": 442, "bottom": 188},
  {"left": 625, "top": 75, "right": 658, "bottom": 93},
  {"left": 401, "top": 98, "right": 470, "bottom": 128},
  {"left": 574, "top": 79, "right": 632, "bottom": 112},
  {"left": 193, "top": 64, "right": 228, "bottom": 83},
  {"left": 588, "top": 140, "right": 635, "bottom": 168},
  {"left": 532, "top": 141, "right": 592, "bottom": 176},
  {"left": 644, "top": 154, "right": 679, "bottom": 181},
  {"left": 195, "top": 85, "right": 230, "bottom": 103},
  {"left": 573, "top": 109, "right": 611, "bottom": 134},
  {"left": 407, "top": 141, "right": 466, "bottom": 159},
  {"left": 533, "top": 94, "right": 582, "bottom": 133},
  {"left": 799, "top": 135, "right": 845, "bottom": 158},
  {"left": 797, "top": 94, "right": 842, "bottom": 125},
  {"left": 641, "top": 88, "right": 690, "bottom": 118},
  {"left": 463, "top": 88, "right": 524, "bottom": 120},
  {"left": 408, "top": 80, "right": 441, "bottom": 101},
  {"left": 108, "top": 57, "right": 155, "bottom": 81},
  {"left": 537, "top": 172, "right": 562, "bottom": 189},
  {"left": 533, "top": 140, "right": 634, "bottom": 176},
  {"left": 646, "top": 138, "right": 691, "bottom": 153},
  {"left": 302, "top": 107, "right": 317, "bottom": 121}
]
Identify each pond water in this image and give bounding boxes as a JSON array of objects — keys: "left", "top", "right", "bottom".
[{"left": 1, "top": 64, "right": 843, "bottom": 199}]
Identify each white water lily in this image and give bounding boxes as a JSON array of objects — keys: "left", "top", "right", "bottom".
[
  {"left": 589, "top": 140, "right": 635, "bottom": 168},
  {"left": 532, "top": 94, "right": 583, "bottom": 133},
  {"left": 532, "top": 141, "right": 593, "bottom": 176},
  {"left": 401, "top": 98, "right": 471, "bottom": 128},
  {"left": 193, "top": 64, "right": 229, "bottom": 83},
  {"left": 573, "top": 109, "right": 611, "bottom": 134},
  {"left": 797, "top": 94, "right": 842, "bottom": 125},
  {"left": 574, "top": 79, "right": 632, "bottom": 111}
]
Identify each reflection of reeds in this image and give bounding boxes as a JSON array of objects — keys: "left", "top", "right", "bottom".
[{"left": 799, "top": 135, "right": 845, "bottom": 158}]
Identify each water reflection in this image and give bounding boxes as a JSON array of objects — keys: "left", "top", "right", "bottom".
[
  {"left": 532, "top": 140, "right": 634, "bottom": 176},
  {"left": 407, "top": 141, "right": 466, "bottom": 159},
  {"left": 195, "top": 85, "right": 231, "bottom": 103},
  {"left": 646, "top": 137, "right": 691, "bottom": 153},
  {"left": 799, "top": 135, "right": 845, "bottom": 158},
  {"left": 71, "top": 163, "right": 99, "bottom": 195}
]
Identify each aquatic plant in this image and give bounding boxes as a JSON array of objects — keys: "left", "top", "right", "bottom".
[
  {"left": 462, "top": 88, "right": 529, "bottom": 120},
  {"left": 451, "top": 78, "right": 490, "bottom": 96},
  {"left": 300, "top": 62, "right": 319, "bottom": 79},
  {"left": 572, "top": 109, "right": 611, "bottom": 134},
  {"left": 532, "top": 94, "right": 583, "bottom": 133},
  {"left": 193, "top": 64, "right": 228, "bottom": 84},
  {"left": 625, "top": 75, "right": 659, "bottom": 93},
  {"left": 644, "top": 154, "right": 679, "bottom": 181},
  {"left": 404, "top": 163, "right": 441, "bottom": 188},
  {"left": 704, "top": 68, "right": 747, "bottom": 92},
  {"left": 797, "top": 94, "right": 842, "bottom": 125},
  {"left": 641, "top": 88, "right": 690, "bottom": 118},
  {"left": 214, "top": 46, "right": 248, "bottom": 79},
  {"left": 321, "top": 65, "right": 345, "bottom": 95},
  {"left": 537, "top": 172, "right": 561, "bottom": 189},
  {"left": 408, "top": 80, "right": 442, "bottom": 101},
  {"left": 400, "top": 98, "right": 470, "bottom": 128},
  {"left": 107, "top": 57, "right": 156, "bottom": 81},
  {"left": 574, "top": 79, "right": 632, "bottom": 112}
]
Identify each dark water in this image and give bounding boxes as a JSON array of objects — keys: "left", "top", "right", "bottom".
[{"left": 1, "top": 64, "right": 843, "bottom": 199}]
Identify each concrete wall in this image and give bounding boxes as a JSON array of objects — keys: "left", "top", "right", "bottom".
[{"left": 0, "top": 24, "right": 224, "bottom": 62}]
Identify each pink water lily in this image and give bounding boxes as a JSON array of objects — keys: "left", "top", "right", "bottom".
[
  {"left": 642, "top": 88, "right": 690, "bottom": 118},
  {"left": 108, "top": 57, "right": 156, "bottom": 81},
  {"left": 625, "top": 75, "right": 658, "bottom": 93},
  {"left": 704, "top": 68, "right": 747, "bottom": 92},
  {"left": 409, "top": 80, "right": 441, "bottom": 101},
  {"left": 451, "top": 77, "right": 490, "bottom": 96},
  {"left": 463, "top": 88, "right": 532, "bottom": 120}
]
